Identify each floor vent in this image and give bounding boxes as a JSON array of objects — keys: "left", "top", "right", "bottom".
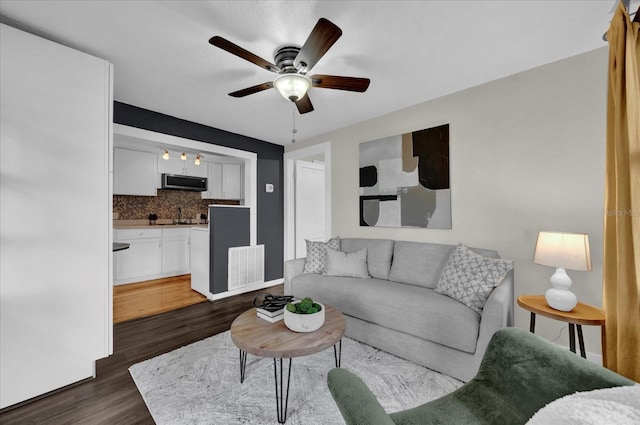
[{"left": 228, "top": 245, "right": 265, "bottom": 290}]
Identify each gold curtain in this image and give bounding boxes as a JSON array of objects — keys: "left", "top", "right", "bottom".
[{"left": 603, "top": 2, "right": 640, "bottom": 382}]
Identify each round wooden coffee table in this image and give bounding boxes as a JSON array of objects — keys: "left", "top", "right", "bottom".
[{"left": 230, "top": 304, "right": 346, "bottom": 424}]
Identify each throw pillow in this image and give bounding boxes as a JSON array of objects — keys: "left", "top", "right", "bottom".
[
  {"left": 435, "top": 244, "right": 513, "bottom": 314},
  {"left": 324, "top": 247, "right": 370, "bottom": 278},
  {"left": 303, "top": 237, "right": 340, "bottom": 274}
]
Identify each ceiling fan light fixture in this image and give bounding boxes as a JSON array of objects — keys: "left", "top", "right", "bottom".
[{"left": 273, "top": 73, "right": 311, "bottom": 102}]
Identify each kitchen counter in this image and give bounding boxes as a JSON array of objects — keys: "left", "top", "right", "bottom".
[{"left": 114, "top": 220, "right": 208, "bottom": 229}]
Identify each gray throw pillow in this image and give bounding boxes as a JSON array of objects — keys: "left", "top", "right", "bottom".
[
  {"left": 324, "top": 247, "right": 370, "bottom": 278},
  {"left": 303, "top": 237, "right": 340, "bottom": 274},
  {"left": 435, "top": 244, "right": 513, "bottom": 314}
]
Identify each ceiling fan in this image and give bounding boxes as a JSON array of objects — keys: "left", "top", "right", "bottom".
[{"left": 209, "top": 18, "right": 371, "bottom": 114}]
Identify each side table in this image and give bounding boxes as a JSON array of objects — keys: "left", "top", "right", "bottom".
[{"left": 517, "top": 295, "right": 606, "bottom": 366}]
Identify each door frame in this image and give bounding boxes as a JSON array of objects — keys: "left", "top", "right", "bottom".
[{"left": 283, "top": 142, "right": 332, "bottom": 261}]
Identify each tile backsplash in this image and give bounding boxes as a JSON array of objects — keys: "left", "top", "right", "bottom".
[{"left": 113, "top": 190, "right": 239, "bottom": 220}]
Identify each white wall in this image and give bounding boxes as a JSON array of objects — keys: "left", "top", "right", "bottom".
[
  {"left": 0, "top": 24, "right": 112, "bottom": 408},
  {"left": 288, "top": 48, "right": 609, "bottom": 356}
]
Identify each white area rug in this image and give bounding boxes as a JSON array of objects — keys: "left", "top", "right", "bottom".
[{"left": 129, "top": 331, "right": 462, "bottom": 424}]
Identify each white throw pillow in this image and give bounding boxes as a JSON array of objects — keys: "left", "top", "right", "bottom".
[
  {"left": 435, "top": 244, "right": 513, "bottom": 314},
  {"left": 303, "top": 237, "right": 340, "bottom": 274},
  {"left": 324, "top": 247, "right": 370, "bottom": 278}
]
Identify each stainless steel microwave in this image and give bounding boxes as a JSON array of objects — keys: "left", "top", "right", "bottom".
[{"left": 161, "top": 174, "right": 208, "bottom": 192}]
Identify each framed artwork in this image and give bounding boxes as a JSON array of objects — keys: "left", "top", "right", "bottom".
[{"left": 359, "top": 124, "right": 451, "bottom": 229}]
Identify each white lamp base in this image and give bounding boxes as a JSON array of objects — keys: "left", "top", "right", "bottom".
[{"left": 545, "top": 267, "right": 578, "bottom": 311}]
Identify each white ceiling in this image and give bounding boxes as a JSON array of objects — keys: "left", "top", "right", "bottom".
[{"left": 0, "top": 1, "right": 632, "bottom": 146}]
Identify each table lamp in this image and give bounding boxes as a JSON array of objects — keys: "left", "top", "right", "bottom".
[{"left": 533, "top": 231, "right": 592, "bottom": 311}]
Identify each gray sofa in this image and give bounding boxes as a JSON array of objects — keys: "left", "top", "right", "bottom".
[{"left": 284, "top": 238, "right": 514, "bottom": 382}]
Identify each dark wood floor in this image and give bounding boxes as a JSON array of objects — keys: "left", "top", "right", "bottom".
[{"left": 0, "top": 285, "right": 284, "bottom": 425}]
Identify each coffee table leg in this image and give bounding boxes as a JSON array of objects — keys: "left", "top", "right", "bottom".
[
  {"left": 274, "top": 358, "right": 292, "bottom": 424},
  {"left": 239, "top": 349, "right": 247, "bottom": 384},
  {"left": 334, "top": 339, "right": 342, "bottom": 367}
]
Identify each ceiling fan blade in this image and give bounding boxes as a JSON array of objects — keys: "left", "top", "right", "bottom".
[
  {"left": 209, "top": 36, "right": 280, "bottom": 73},
  {"left": 295, "top": 94, "right": 314, "bottom": 114},
  {"left": 294, "top": 18, "right": 342, "bottom": 73},
  {"left": 228, "top": 82, "right": 274, "bottom": 98},
  {"left": 311, "top": 74, "right": 371, "bottom": 92}
]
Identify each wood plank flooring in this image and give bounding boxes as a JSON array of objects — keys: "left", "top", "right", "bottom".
[
  {"left": 113, "top": 275, "right": 206, "bottom": 323},
  {"left": 0, "top": 285, "right": 284, "bottom": 425}
]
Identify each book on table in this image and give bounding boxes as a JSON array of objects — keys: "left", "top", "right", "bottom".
[
  {"left": 257, "top": 311, "right": 284, "bottom": 323},
  {"left": 256, "top": 304, "right": 285, "bottom": 317}
]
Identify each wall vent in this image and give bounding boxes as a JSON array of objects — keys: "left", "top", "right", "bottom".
[{"left": 228, "top": 245, "right": 264, "bottom": 290}]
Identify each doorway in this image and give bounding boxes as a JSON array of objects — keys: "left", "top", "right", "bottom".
[{"left": 284, "top": 142, "right": 332, "bottom": 260}]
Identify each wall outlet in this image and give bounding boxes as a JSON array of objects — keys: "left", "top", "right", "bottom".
[{"left": 265, "top": 183, "right": 274, "bottom": 193}]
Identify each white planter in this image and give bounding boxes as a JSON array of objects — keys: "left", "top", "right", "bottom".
[{"left": 284, "top": 302, "right": 325, "bottom": 332}]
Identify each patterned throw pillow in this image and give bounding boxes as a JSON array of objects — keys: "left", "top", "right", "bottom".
[
  {"left": 435, "top": 245, "right": 513, "bottom": 314},
  {"left": 303, "top": 237, "right": 340, "bottom": 274}
]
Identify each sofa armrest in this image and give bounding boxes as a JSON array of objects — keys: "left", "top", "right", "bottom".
[
  {"left": 327, "top": 368, "right": 396, "bottom": 425},
  {"left": 476, "top": 269, "right": 514, "bottom": 355},
  {"left": 284, "top": 258, "right": 306, "bottom": 295}
]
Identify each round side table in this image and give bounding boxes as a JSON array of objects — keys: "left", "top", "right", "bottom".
[{"left": 517, "top": 295, "right": 606, "bottom": 365}]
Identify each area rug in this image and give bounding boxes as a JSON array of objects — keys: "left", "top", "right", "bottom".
[{"left": 129, "top": 331, "right": 462, "bottom": 424}]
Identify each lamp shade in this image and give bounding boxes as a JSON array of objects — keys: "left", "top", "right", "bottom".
[
  {"left": 533, "top": 231, "right": 592, "bottom": 271},
  {"left": 273, "top": 73, "right": 311, "bottom": 102}
]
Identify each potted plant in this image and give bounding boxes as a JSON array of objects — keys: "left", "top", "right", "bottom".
[{"left": 284, "top": 297, "right": 325, "bottom": 332}]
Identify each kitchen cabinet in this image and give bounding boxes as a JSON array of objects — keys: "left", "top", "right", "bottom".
[
  {"left": 114, "top": 228, "right": 162, "bottom": 284},
  {"left": 114, "top": 148, "right": 158, "bottom": 196},
  {"left": 161, "top": 228, "right": 190, "bottom": 274},
  {"left": 222, "top": 163, "right": 243, "bottom": 199},
  {"left": 202, "top": 162, "right": 243, "bottom": 200},
  {"left": 114, "top": 227, "right": 193, "bottom": 285},
  {"left": 158, "top": 153, "right": 207, "bottom": 177}
]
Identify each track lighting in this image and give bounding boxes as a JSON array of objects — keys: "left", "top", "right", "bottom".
[{"left": 162, "top": 150, "right": 169, "bottom": 160}]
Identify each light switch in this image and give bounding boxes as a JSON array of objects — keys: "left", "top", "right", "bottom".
[{"left": 265, "top": 183, "right": 274, "bottom": 193}]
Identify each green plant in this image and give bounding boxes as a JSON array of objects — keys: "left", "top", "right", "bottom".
[{"left": 286, "top": 297, "right": 322, "bottom": 314}]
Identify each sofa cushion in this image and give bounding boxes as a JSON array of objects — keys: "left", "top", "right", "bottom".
[
  {"left": 341, "top": 238, "right": 394, "bottom": 280},
  {"left": 325, "top": 247, "right": 370, "bottom": 278},
  {"left": 388, "top": 242, "right": 455, "bottom": 288},
  {"left": 435, "top": 245, "right": 514, "bottom": 314},
  {"left": 290, "top": 274, "right": 481, "bottom": 353},
  {"left": 303, "top": 237, "right": 340, "bottom": 274}
]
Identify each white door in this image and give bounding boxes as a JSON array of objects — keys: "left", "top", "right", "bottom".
[{"left": 294, "top": 160, "right": 326, "bottom": 258}]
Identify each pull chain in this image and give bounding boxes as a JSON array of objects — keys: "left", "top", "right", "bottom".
[{"left": 291, "top": 103, "right": 297, "bottom": 144}]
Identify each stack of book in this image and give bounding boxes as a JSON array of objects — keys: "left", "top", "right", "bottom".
[{"left": 256, "top": 304, "right": 285, "bottom": 323}]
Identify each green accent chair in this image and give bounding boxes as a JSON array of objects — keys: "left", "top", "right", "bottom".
[{"left": 327, "top": 327, "right": 634, "bottom": 425}]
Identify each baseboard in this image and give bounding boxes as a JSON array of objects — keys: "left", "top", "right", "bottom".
[
  {"left": 207, "top": 278, "right": 284, "bottom": 301},
  {"left": 552, "top": 341, "right": 603, "bottom": 366}
]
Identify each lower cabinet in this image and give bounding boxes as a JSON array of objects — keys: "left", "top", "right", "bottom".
[
  {"left": 161, "top": 228, "right": 191, "bottom": 274},
  {"left": 114, "top": 227, "right": 191, "bottom": 285}
]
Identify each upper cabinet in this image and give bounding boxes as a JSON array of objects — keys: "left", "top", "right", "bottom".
[
  {"left": 158, "top": 153, "right": 207, "bottom": 177},
  {"left": 113, "top": 148, "right": 157, "bottom": 196},
  {"left": 202, "top": 162, "right": 243, "bottom": 200}
]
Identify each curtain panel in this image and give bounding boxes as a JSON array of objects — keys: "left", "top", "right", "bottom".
[{"left": 603, "top": 2, "right": 640, "bottom": 382}]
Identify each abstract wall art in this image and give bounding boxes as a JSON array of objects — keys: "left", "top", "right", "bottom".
[{"left": 359, "top": 124, "right": 451, "bottom": 229}]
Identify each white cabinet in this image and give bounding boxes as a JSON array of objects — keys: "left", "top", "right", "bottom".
[
  {"left": 158, "top": 154, "right": 207, "bottom": 177},
  {"left": 114, "top": 227, "right": 192, "bottom": 285},
  {"left": 114, "top": 229, "right": 162, "bottom": 284},
  {"left": 202, "top": 162, "right": 243, "bottom": 199},
  {"left": 161, "top": 228, "right": 190, "bottom": 274},
  {"left": 222, "top": 163, "right": 243, "bottom": 199},
  {"left": 114, "top": 148, "right": 158, "bottom": 196}
]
